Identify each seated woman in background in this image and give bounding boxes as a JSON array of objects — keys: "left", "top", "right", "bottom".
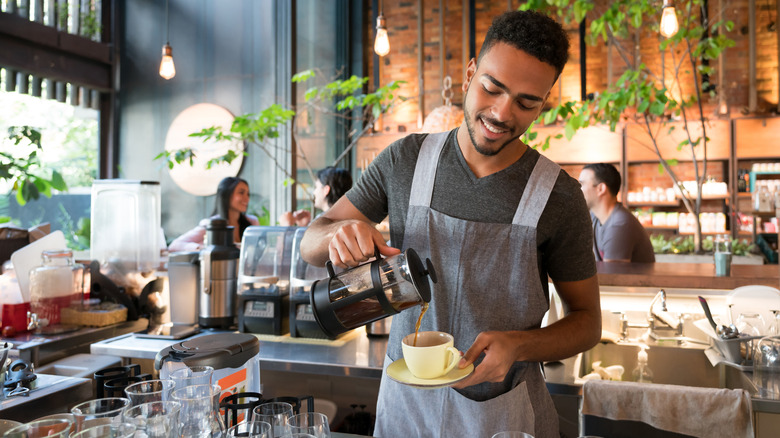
[
  {"left": 168, "top": 176, "right": 259, "bottom": 252},
  {"left": 279, "top": 167, "right": 352, "bottom": 226}
]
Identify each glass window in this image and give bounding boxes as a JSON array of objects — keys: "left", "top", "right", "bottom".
[{"left": 0, "top": 85, "right": 98, "bottom": 250}]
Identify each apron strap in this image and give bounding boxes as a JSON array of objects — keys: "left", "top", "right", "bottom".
[
  {"left": 512, "top": 153, "right": 561, "bottom": 227},
  {"left": 409, "top": 132, "right": 450, "bottom": 207}
]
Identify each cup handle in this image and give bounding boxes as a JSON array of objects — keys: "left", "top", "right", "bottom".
[{"left": 443, "top": 347, "right": 461, "bottom": 376}]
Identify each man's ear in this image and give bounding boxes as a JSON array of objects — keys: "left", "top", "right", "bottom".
[
  {"left": 322, "top": 185, "right": 331, "bottom": 197},
  {"left": 462, "top": 58, "right": 477, "bottom": 92},
  {"left": 596, "top": 182, "right": 608, "bottom": 196}
]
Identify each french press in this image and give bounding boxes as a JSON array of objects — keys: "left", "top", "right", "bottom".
[{"left": 310, "top": 248, "right": 437, "bottom": 339}]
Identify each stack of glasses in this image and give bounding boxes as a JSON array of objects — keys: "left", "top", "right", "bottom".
[{"left": 0, "top": 364, "right": 334, "bottom": 438}]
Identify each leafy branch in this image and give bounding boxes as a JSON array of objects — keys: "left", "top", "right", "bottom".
[
  {"left": 522, "top": 0, "right": 735, "bottom": 253},
  {"left": 1, "top": 126, "right": 68, "bottom": 206},
  {"left": 157, "top": 70, "right": 406, "bottom": 201}
]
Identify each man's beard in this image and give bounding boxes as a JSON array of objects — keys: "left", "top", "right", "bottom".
[{"left": 463, "top": 88, "right": 518, "bottom": 157}]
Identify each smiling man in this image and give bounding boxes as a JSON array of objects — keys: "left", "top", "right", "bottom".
[{"left": 301, "top": 10, "right": 600, "bottom": 438}]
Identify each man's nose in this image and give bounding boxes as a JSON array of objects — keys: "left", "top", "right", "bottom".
[{"left": 490, "top": 95, "right": 513, "bottom": 122}]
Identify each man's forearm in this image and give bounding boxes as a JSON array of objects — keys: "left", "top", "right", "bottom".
[
  {"left": 300, "top": 216, "right": 338, "bottom": 267},
  {"left": 513, "top": 307, "right": 601, "bottom": 363}
]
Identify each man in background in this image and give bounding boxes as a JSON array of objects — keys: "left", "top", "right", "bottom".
[{"left": 579, "top": 163, "right": 655, "bottom": 263}]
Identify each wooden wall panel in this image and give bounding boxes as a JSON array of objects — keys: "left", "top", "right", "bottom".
[
  {"left": 735, "top": 117, "right": 780, "bottom": 158},
  {"left": 625, "top": 120, "right": 731, "bottom": 162},
  {"left": 535, "top": 125, "right": 623, "bottom": 164}
]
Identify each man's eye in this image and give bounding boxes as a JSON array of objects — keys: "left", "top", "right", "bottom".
[{"left": 482, "top": 86, "right": 499, "bottom": 95}]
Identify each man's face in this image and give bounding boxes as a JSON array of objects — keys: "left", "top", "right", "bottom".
[
  {"left": 578, "top": 168, "right": 600, "bottom": 210},
  {"left": 461, "top": 42, "right": 557, "bottom": 156}
]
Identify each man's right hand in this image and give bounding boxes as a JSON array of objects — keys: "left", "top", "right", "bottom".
[{"left": 328, "top": 220, "right": 400, "bottom": 268}]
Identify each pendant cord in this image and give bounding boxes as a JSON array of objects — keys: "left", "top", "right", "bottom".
[{"left": 165, "top": 0, "right": 170, "bottom": 44}]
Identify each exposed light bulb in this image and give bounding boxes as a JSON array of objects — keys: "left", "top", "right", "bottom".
[
  {"left": 659, "top": 4, "right": 679, "bottom": 38},
  {"left": 374, "top": 14, "right": 390, "bottom": 57},
  {"left": 159, "top": 44, "right": 176, "bottom": 80}
]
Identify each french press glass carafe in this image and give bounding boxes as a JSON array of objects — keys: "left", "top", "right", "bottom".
[{"left": 310, "top": 248, "right": 437, "bottom": 339}]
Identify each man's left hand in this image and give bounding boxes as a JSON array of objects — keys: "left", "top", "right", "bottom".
[{"left": 450, "top": 331, "right": 523, "bottom": 388}]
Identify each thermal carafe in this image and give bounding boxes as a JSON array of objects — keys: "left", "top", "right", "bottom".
[
  {"left": 310, "top": 248, "right": 436, "bottom": 338},
  {"left": 199, "top": 219, "right": 240, "bottom": 329},
  {"left": 167, "top": 251, "right": 200, "bottom": 325}
]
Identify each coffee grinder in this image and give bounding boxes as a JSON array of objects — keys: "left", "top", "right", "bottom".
[
  {"left": 236, "top": 226, "right": 297, "bottom": 335},
  {"left": 289, "top": 228, "right": 332, "bottom": 338},
  {"left": 199, "top": 219, "right": 240, "bottom": 329}
]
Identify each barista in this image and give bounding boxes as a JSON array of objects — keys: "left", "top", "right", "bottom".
[
  {"left": 300, "top": 11, "right": 600, "bottom": 438},
  {"left": 578, "top": 163, "right": 655, "bottom": 263},
  {"left": 278, "top": 167, "right": 352, "bottom": 226},
  {"left": 168, "top": 176, "right": 259, "bottom": 252}
]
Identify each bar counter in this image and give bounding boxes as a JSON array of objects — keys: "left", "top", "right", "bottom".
[
  {"left": 597, "top": 261, "right": 780, "bottom": 289},
  {"left": 91, "top": 327, "right": 388, "bottom": 379}
]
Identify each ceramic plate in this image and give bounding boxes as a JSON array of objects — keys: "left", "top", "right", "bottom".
[{"left": 386, "top": 358, "right": 474, "bottom": 389}]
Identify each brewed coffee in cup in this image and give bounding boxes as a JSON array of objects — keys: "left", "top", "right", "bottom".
[{"left": 402, "top": 331, "right": 461, "bottom": 379}]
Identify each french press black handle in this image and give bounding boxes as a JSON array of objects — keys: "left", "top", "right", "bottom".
[{"left": 324, "top": 247, "right": 383, "bottom": 278}]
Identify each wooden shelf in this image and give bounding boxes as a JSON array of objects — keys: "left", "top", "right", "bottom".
[
  {"left": 677, "top": 194, "right": 730, "bottom": 201},
  {"left": 628, "top": 201, "right": 679, "bottom": 207},
  {"left": 644, "top": 225, "right": 679, "bottom": 230}
]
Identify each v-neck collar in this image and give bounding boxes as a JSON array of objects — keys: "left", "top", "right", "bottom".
[{"left": 450, "top": 128, "right": 533, "bottom": 184}]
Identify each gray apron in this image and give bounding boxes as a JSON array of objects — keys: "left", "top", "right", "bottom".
[{"left": 374, "top": 131, "right": 561, "bottom": 438}]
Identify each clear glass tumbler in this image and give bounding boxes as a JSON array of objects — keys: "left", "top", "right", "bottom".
[
  {"left": 3, "top": 418, "right": 72, "bottom": 438},
  {"left": 753, "top": 335, "right": 780, "bottom": 400},
  {"left": 290, "top": 412, "right": 331, "bottom": 438},
  {"left": 252, "top": 402, "right": 294, "bottom": 438},
  {"left": 226, "top": 420, "right": 272, "bottom": 438},
  {"left": 71, "top": 422, "right": 136, "bottom": 438},
  {"left": 70, "top": 397, "right": 131, "bottom": 432},
  {"left": 122, "top": 400, "right": 182, "bottom": 438},
  {"left": 124, "top": 379, "right": 176, "bottom": 406},
  {"left": 170, "top": 365, "right": 215, "bottom": 389},
  {"left": 173, "top": 383, "right": 226, "bottom": 437}
]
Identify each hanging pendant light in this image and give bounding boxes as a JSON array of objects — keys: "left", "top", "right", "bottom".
[
  {"left": 159, "top": 0, "right": 176, "bottom": 80},
  {"left": 659, "top": 0, "right": 679, "bottom": 38},
  {"left": 374, "top": 1, "right": 390, "bottom": 57}
]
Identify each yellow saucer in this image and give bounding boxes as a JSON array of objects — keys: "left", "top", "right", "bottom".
[{"left": 386, "top": 358, "right": 475, "bottom": 389}]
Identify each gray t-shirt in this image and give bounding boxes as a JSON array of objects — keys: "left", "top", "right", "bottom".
[
  {"left": 346, "top": 129, "right": 597, "bottom": 286},
  {"left": 592, "top": 204, "right": 656, "bottom": 263}
]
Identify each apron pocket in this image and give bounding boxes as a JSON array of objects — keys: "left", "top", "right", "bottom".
[{"left": 444, "top": 381, "right": 535, "bottom": 437}]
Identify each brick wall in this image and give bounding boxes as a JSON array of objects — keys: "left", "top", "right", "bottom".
[{"left": 367, "top": 0, "right": 779, "bottom": 130}]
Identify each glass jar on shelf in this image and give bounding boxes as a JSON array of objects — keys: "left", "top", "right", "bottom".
[
  {"left": 753, "top": 184, "right": 774, "bottom": 213},
  {"left": 29, "top": 249, "right": 88, "bottom": 326}
]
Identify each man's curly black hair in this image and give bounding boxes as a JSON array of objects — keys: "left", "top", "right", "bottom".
[{"left": 477, "top": 10, "right": 570, "bottom": 79}]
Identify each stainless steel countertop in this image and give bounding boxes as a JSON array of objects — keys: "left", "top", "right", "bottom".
[
  {"left": 0, "top": 374, "right": 92, "bottom": 422},
  {"left": 90, "top": 326, "right": 389, "bottom": 379},
  {"left": 1, "top": 319, "right": 148, "bottom": 366}
]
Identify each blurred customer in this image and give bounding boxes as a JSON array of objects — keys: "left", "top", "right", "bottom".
[
  {"left": 579, "top": 163, "right": 655, "bottom": 263},
  {"left": 169, "top": 176, "right": 259, "bottom": 252},
  {"left": 279, "top": 167, "right": 353, "bottom": 226}
]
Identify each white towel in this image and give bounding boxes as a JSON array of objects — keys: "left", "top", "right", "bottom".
[{"left": 581, "top": 380, "right": 754, "bottom": 438}]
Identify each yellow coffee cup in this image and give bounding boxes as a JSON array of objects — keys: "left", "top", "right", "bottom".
[{"left": 402, "top": 331, "right": 461, "bottom": 379}]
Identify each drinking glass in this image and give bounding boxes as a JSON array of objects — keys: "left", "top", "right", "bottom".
[
  {"left": 173, "top": 383, "right": 226, "bottom": 437},
  {"left": 289, "top": 412, "right": 331, "bottom": 438},
  {"left": 226, "top": 421, "right": 273, "bottom": 438},
  {"left": 736, "top": 312, "right": 765, "bottom": 336},
  {"left": 3, "top": 418, "right": 72, "bottom": 438},
  {"left": 252, "top": 402, "right": 294, "bottom": 438},
  {"left": 122, "top": 400, "right": 182, "bottom": 438},
  {"left": 170, "top": 365, "right": 214, "bottom": 388},
  {"left": 71, "top": 397, "right": 131, "bottom": 432},
  {"left": 124, "top": 379, "right": 176, "bottom": 405},
  {"left": 71, "top": 422, "right": 136, "bottom": 438},
  {"left": 767, "top": 310, "right": 780, "bottom": 336},
  {"left": 491, "top": 432, "right": 534, "bottom": 438}
]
